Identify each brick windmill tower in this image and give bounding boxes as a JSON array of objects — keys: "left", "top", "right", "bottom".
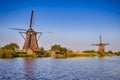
[
  {"left": 92, "top": 35, "right": 109, "bottom": 52},
  {"left": 9, "top": 10, "right": 48, "bottom": 54}
]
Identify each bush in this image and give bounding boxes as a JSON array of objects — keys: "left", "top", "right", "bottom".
[
  {"left": 0, "top": 49, "right": 16, "bottom": 58},
  {"left": 0, "top": 49, "right": 37, "bottom": 58},
  {"left": 39, "top": 47, "right": 51, "bottom": 57},
  {"left": 115, "top": 52, "right": 120, "bottom": 56},
  {"left": 2, "top": 43, "right": 19, "bottom": 50},
  {"left": 51, "top": 44, "right": 68, "bottom": 54}
]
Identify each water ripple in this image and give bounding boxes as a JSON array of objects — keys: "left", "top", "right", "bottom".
[{"left": 0, "top": 57, "right": 120, "bottom": 80}]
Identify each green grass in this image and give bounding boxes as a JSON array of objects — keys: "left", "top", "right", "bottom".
[
  {"left": 67, "top": 53, "right": 97, "bottom": 58},
  {"left": 0, "top": 49, "right": 120, "bottom": 58},
  {"left": 0, "top": 49, "right": 37, "bottom": 58},
  {"left": 55, "top": 51, "right": 120, "bottom": 58}
]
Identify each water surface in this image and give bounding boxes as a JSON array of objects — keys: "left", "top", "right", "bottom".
[{"left": 0, "top": 57, "right": 120, "bottom": 80}]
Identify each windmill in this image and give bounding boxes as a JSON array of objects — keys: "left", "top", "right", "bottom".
[
  {"left": 92, "top": 35, "right": 109, "bottom": 52},
  {"left": 9, "top": 10, "right": 51, "bottom": 54}
]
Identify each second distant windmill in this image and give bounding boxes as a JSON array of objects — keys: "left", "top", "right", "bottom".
[{"left": 92, "top": 35, "right": 109, "bottom": 52}]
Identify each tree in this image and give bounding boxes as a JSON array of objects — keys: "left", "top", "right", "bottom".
[
  {"left": 39, "top": 47, "right": 50, "bottom": 57},
  {"left": 51, "top": 44, "right": 68, "bottom": 54},
  {"left": 60, "top": 47, "right": 67, "bottom": 54},
  {"left": 40, "top": 47, "right": 45, "bottom": 55},
  {"left": 108, "top": 50, "right": 113, "bottom": 54},
  {"left": 51, "top": 44, "right": 61, "bottom": 51},
  {"left": 2, "top": 43, "right": 19, "bottom": 50}
]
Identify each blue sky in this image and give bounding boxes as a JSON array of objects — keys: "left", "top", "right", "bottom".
[{"left": 0, "top": 0, "right": 120, "bottom": 52}]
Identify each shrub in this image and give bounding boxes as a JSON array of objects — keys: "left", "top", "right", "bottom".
[{"left": 51, "top": 44, "right": 68, "bottom": 54}]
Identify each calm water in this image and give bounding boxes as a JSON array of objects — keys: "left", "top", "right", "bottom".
[{"left": 0, "top": 57, "right": 120, "bottom": 80}]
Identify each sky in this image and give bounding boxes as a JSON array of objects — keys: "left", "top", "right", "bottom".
[{"left": 0, "top": 0, "right": 120, "bottom": 52}]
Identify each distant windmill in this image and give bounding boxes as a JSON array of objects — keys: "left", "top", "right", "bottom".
[
  {"left": 9, "top": 10, "right": 51, "bottom": 54},
  {"left": 92, "top": 35, "right": 109, "bottom": 52}
]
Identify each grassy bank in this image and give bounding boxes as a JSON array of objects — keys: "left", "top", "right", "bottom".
[
  {"left": 0, "top": 49, "right": 51, "bottom": 58},
  {"left": 1, "top": 43, "right": 119, "bottom": 58},
  {"left": 66, "top": 52, "right": 118, "bottom": 58},
  {"left": 52, "top": 50, "right": 120, "bottom": 58},
  {"left": 0, "top": 50, "right": 37, "bottom": 58},
  {"left": 0, "top": 49, "right": 120, "bottom": 58}
]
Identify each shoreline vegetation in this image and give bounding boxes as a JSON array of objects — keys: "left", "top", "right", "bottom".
[{"left": 0, "top": 43, "right": 120, "bottom": 58}]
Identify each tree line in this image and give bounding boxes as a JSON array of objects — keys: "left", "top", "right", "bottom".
[
  {"left": 0, "top": 43, "right": 120, "bottom": 58},
  {"left": 0, "top": 43, "right": 72, "bottom": 58}
]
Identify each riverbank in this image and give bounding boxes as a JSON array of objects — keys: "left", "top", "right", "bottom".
[
  {"left": 1, "top": 43, "right": 120, "bottom": 58},
  {"left": 51, "top": 51, "right": 120, "bottom": 58},
  {"left": 0, "top": 50, "right": 37, "bottom": 58},
  {"left": 66, "top": 52, "right": 120, "bottom": 58},
  {"left": 0, "top": 49, "right": 120, "bottom": 58}
]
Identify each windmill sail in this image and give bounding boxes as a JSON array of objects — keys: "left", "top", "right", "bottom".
[
  {"left": 100, "top": 35, "right": 102, "bottom": 44},
  {"left": 30, "top": 10, "right": 34, "bottom": 29},
  {"left": 9, "top": 28, "right": 26, "bottom": 31}
]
